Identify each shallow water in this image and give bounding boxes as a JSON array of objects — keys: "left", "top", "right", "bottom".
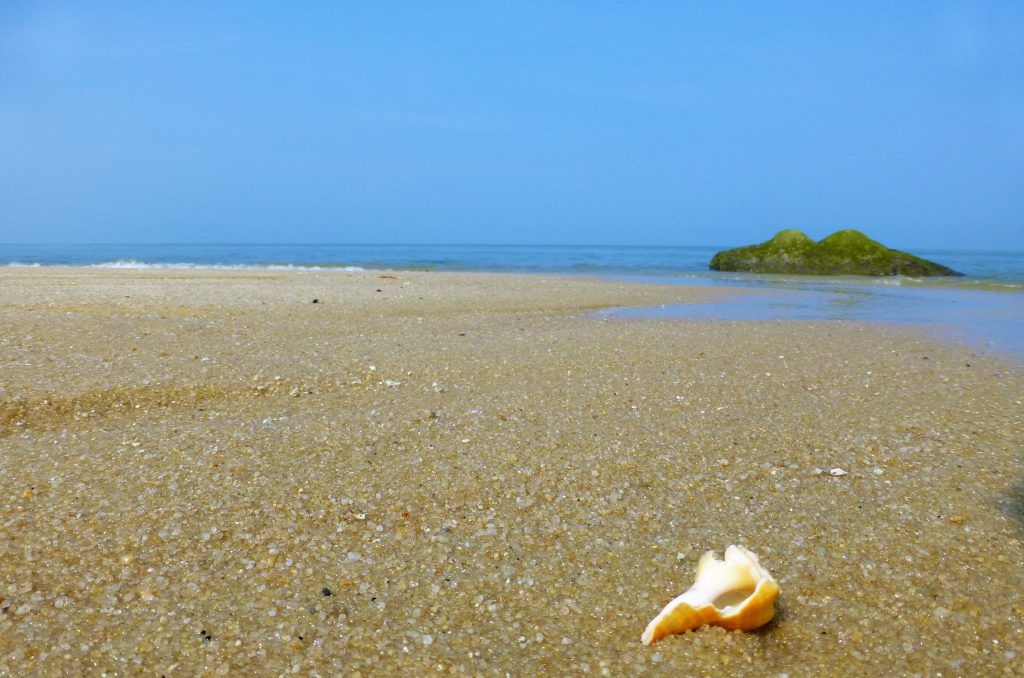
[{"left": 604, "top": 275, "right": 1024, "bottom": 360}]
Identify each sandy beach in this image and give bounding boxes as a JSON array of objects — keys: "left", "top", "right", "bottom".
[{"left": 0, "top": 268, "right": 1021, "bottom": 676}]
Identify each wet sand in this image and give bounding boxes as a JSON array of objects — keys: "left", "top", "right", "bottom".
[{"left": 1, "top": 268, "right": 1022, "bottom": 676}]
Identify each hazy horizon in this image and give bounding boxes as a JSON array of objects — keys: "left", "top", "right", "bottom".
[
  {"left": 2, "top": 237, "right": 1021, "bottom": 252},
  {"left": 2, "top": 235, "right": 1023, "bottom": 253},
  {"left": 4, "top": 239, "right": 1021, "bottom": 255}
]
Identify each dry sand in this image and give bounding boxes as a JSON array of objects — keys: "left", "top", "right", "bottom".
[{"left": 0, "top": 268, "right": 1022, "bottom": 677}]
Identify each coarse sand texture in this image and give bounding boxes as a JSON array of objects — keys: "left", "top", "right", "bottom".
[{"left": 0, "top": 268, "right": 1022, "bottom": 676}]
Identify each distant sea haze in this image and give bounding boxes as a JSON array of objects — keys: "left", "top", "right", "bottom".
[{"left": 2, "top": 243, "right": 1023, "bottom": 286}]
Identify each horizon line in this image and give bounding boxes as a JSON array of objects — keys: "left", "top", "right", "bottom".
[{"left": 1, "top": 242, "right": 1016, "bottom": 254}]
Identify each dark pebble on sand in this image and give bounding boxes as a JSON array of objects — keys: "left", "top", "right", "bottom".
[{"left": 322, "top": 588, "right": 332, "bottom": 597}]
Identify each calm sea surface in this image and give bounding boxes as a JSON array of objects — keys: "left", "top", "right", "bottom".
[
  {"left": 2, "top": 243, "right": 1023, "bottom": 284},
  {"left": 3, "top": 243, "right": 1022, "bottom": 358}
]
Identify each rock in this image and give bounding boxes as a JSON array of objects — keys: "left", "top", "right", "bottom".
[{"left": 709, "top": 229, "right": 962, "bottom": 276}]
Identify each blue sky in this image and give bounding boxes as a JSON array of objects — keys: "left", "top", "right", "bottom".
[{"left": 1, "top": 1, "right": 1022, "bottom": 249}]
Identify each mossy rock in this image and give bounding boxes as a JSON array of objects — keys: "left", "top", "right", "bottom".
[{"left": 709, "top": 229, "right": 961, "bottom": 277}]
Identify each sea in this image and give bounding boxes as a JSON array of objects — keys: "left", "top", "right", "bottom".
[{"left": 3, "top": 243, "right": 1023, "bottom": 359}]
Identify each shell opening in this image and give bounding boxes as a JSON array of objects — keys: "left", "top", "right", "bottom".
[{"left": 712, "top": 586, "right": 755, "bottom": 610}]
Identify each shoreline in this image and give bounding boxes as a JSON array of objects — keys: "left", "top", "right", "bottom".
[
  {"left": 1, "top": 268, "right": 1021, "bottom": 675},
  {"left": 5, "top": 260, "right": 1023, "bottom": 292}
]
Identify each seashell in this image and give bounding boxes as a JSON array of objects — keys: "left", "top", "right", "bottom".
[{"left": 642, "top": 545, "right": 779, "bottom": 645}]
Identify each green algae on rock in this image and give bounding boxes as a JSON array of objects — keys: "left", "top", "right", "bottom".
[{"left": 709, "top": 229, "right": 962, "bottom": 276}]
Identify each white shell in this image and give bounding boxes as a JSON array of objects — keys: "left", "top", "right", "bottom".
[{"left": 642, "top": 545, "right": 779, "bottom": 645}]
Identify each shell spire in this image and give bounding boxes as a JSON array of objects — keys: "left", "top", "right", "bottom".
[{"left": 642, "top": 545, "right": 779, "bottom": 645}]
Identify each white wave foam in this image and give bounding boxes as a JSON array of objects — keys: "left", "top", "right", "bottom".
[
  {"left": 89, "top": 259, "right": 153, "bottom": 269},
  {"left": 85, "top": 260, "right": 365, "bottom": 272},
  {"left": 264, "top": 264, "right": 365, "bottom": 271},
  {"left": 5, "top": 262, "right": 41, "bottom": 267}
]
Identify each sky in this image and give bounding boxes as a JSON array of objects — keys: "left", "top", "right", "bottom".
[{"left": 1, "top": 1, "right": 1022, "bottom": 249}]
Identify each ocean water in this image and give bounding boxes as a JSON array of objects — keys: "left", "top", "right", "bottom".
[
  {"left": 3, "top": 243, "right": 1023, "bottom": 285},
  {"left": 3, "top": 243, "right": 1022, "bottom": 358}
]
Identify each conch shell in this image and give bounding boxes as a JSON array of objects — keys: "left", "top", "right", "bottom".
[{"left": 642, "top": 545, "right": 779, "bottom": 645}]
